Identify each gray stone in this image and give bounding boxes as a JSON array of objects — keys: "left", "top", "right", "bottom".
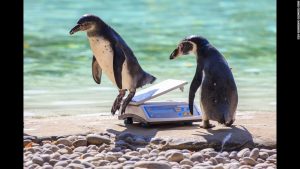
[
  {"left": 258, "top": 152, "right": 269, "bottom": 160},
  {"left": 208, "top": 151, "right": 218, "bottom": 157},
  {"left": 226, "top": 162, "right": 240, "bottom": 169},
  {"left": 72, "top": 139, "right": 87, "bottom": 147},
  {"left": 183, "top": 153, "right": 191, "bottom": 159},
  {"left": 50, "top": 152, "right": 60, "bottom": 160},
  {"left": 139, "top": 148, "right": 149, "bottom": 155},
  {"left": 209, "top": 157, "right": 218, "bottom": 165},
  {"left": 42, "top": 165, "right": 53, "bottom": 169},
  {"left": 190, "top": 152, "right": 204, "bottom": 162},
  {"left": 71, "top": 159, "right": 81, "bottom": 164},
  {"left": 50, "top": 145, "right": 59, "bottom": 152},
  {"left": 32, "top": 156, "right": 44, "bottom": 166},
  {"left": 180, "top": 159, "right": 193, "bottom": 166},
  {"left": 98, "top": 160, "right": 110, "bottom": 166},
  {"left": 237, "top": 148, "right": 250, "bottom": 158},
  {"left": 117, "top": 132, "right": 135, "bottom": 140},
  {"left": 256, "top": 158, "right": 265, "bottom": 163},
  {"left": 181, "top": 164, "right": 192, "bottom": 169},
  {"left": 105, "top": 154, "right": 117, "bottom": 162},
  {"left": 167, "top": 152, "right": 184, "bottom": 162},
  {"left": 67, "top": 135, "right": 78, "bottom": 142},
  {"left": 81, "top": 161, "right": 95, "bottom": 168},
  {"left": 118, "top": 157, "right": 127, "bottom": 163},
  {"left": 156, "top": 156, "right": 167, "bottom": 161},
  {"left": 49, "top": 159, "right": 58, "bottom": 166},
  {"left": 215, "top": 156, "right": 226, "bottom": 164},
  {"left": 87, "top": 134, "right": 111, "bottom": 145},
  {"left": 134, "top": 161, "right": 171, "bottom": 169},
  {"left": 58, "top": 148, "right": 70, "bottom": 154},
  {"left": 150, "top": 149, "right": 159, "bottom": 154},
  {"left": 249, "top": 148, "right": 259, "bottom": 160},
  {"left": 130, "top": 156, "right": 141, "bottom": 161},
  {"left": 126, "top": 151, "right": 140, "bottom": 156},
  {"left": 66, "top": 163, "right": 85, "bottom": 169},
  {"left": 41, "top": 154, "right": 50, "bottom": 162},
  {"left": 135, "top": 137, "right": 147, "bottom": 145},
  {"left": 229, "top": 151, "right": 238, "bottom": 160},
  {"left": 56, "top": 138, "right": 72, "bottom": 147},
  {"left": 221, "top": 151, "right": 229, "bottom": 157},
  {"left": 214, "top": 164, "right": 224, "bottom": 169},
  {"left": 238, "top": 165, "right": 252, "bottom": 169},
  {"left": 242, "top": 157, "right": 257, "bottom": 166},
  {"left": 54, "top": 161, "right": 69, "bottom": 167},
  {"left": 260, "top": 149, "right": 276, "bottom": 156},
  {"left": 73, "top": 146, "right": 88, "bottom": 153}
]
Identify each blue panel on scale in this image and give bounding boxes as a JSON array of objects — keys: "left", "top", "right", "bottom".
[{"left": 143, "top": 104, "right": 199, "bottom": 118}]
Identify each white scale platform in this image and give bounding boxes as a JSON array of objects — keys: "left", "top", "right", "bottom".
[{"left": 118, "top": 79, "right": 202, "bottom": 125}]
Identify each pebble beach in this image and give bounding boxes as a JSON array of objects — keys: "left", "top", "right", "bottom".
[{"left": 24, "top": 132, "right": 276, "bottom": 169}]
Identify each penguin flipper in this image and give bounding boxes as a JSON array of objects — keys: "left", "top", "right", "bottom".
[{"left": 92, "top": 55, "right": 102, "bottom": 84}]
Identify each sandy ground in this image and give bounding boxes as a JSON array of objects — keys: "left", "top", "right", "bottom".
[{"left": 24, "top": 111, "right": 276, "bottom": 148}]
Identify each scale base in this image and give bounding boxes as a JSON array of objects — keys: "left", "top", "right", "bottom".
[{"left": 118, "top": 101, "right": 202, "bottom": 126}]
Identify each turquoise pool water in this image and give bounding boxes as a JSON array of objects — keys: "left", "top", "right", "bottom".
[{"left": 24, "top": 0, "right": 276, "bottom": 117}]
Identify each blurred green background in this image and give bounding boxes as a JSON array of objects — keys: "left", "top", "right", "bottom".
[{"left": 24, "top": 0, "right": 276, "bottom": 117}]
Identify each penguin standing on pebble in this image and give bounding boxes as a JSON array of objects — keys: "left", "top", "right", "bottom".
[
  {"left": 170, "top": 35, "right": 238, "bottom": 128},
  {"left": 70, "top": 14, "right": 156, "bottom": 115}
]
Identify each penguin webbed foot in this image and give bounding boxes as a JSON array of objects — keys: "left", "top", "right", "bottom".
[
  {"left": 120, "top": 91, "right": 136, "bottom": 115},
  {"left": 200, "top": 120, "right": 215, "bottom": 129},
  {"left": 111, "top": 90, "right": 126, "bottom": 115}
]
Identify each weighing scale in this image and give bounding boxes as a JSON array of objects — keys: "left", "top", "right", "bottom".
[{"left": 118, "top": 79, "right": 202, "bottom": 126}]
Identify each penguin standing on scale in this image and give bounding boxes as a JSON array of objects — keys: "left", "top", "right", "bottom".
[{"left": 70, "top": 14, "right": 156, "bottom": 115}]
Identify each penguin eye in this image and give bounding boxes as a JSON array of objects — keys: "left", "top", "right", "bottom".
[{"left": 181, "top": 42, "right": 193, "bottom": 54}]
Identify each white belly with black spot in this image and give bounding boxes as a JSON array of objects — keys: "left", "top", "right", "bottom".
[{"left": 88, "top": 37, "right": 116, "bottom": 85}]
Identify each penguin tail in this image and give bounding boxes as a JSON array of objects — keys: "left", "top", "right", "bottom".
[{"left": 138, "top": 72, "right": 156, "bottom": 88}]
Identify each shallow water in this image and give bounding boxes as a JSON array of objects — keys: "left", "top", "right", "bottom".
[{"left": 24, "top": 0, "right": 276, "bottom": 117}]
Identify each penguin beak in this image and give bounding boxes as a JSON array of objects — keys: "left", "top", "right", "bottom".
[
  {"left": 170, "top": 48, "right": 179, "bottom": 60},
  {"left": 69, "top": 24, "right": 81, "bottom": 35}
]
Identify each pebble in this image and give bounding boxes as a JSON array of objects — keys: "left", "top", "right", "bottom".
[
  {"left": 23, "top": 133, "right": 277, "bottom": 169},
  {"left": 167, "top": 152, "right": 184, "bottom": 162}
]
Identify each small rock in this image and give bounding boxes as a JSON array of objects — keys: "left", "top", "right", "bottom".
[
  {"left": 242, "top": 157, "right": 257, "bottom": 166},
  {"left": 81, "top": 161, "right": 95, "bottom": 168},
  {"left": 54, "top": 161, "right": 69, "bottom": 167},
  {"left": 237, "top": 148, "right": 250, "bottom": 158},
  {"left": 208, "top": 151, "right": 218, "bottom": 157},
  {"left": 49, "top": 159, "right": 58, "bottom": 166},
  {"left": 66, "top": 135, "right": 77, "bottom": 142},
  {"left": 126, "top": 151, "right": 140, "bottom": 156},
  {"left": 56, "top": 138, "right": 72, "bottom": 147},
  {"left": 249, "top": 148, "right": 259, "bottom": 160},
  {"left": 106, "top": 155, "right": 117, "bottom": 162},
  {"left": 180, "top": 159, "right": 193, "bottom": 166},
  {"left": 24, "top": 139, "right": 32, "bottom": 147},
  {"left": 58, "top": 148, "right": 70, "bottom": 154},
  {"left": 87, "top": 134, "right": 111, "bottom": 145},
  {"left": 238, "top": 165, "right": 252, "bottom": 169},
  {"left": 190, "top": 153, "right": 204, "bottom": 162},
  {"left": 183, "top": 153, "right": 191, "bottom": 159},
  {"left": 214, "top": 164, "right": 224, "bottom": 169},
  {"left": 41, "top": 164, "right": 53, "bottom": 169},
  {"left": 181, "top": 164, "right": 192, "bottom": 169},
  {"left": 50, "top": 145, "right": 59, "bottom": 152},
  {"left": 135, "top": 137, "right": 146, "bottom": 144},
  {"left": 118, "top": 157, "right": 127, "bottom": 163},
  {"left": 82, "top": 153, "right": 93, "bottom": 159},
  {"left": 167, "top": 152, "right": 184, "bottom": 162},
  {"left": 134, "top": 161, "right": 171, "bottom": 169},
  {"left": 139, "top": 148, "right": 149, "bottom": 155},
  {"left": 72, "top": 139, "right": 87, "bottom": 147},
  {"left": 66, "top": 163, "right": 85, "bottom": 169},
  {"left": 130, "top": 156, "right": 141, "bottom": 161},
  {"left": 41, "top": 154, "right": 50, "bottom": 162},
  {"left": 256, "top": 158, "right": 265, "bottom": 163},
  {"left": 258, "top": 152, "right": 269, "bottom": 160},
  {"left": 209, "top": 157, "right": 218, "bottom": 165},
  {"left": 117, "top": 132, "right": 135, "bottom": 140},
  {"left": 150, "top": 149, "right": 159, "bottom": 154},
  {"left": 156, "top": 156, "right": 167, "bottom": 161},
  {"left": 215, "top": 156, "right": 226, "bottom": 164},
  {"left": 260, "top": 149, "right": 276, "bottom": 156},
  {"left": 97, "top": 160, "right": 110, "bottom": 166},
  {"left": 32, "top": 156, "right": 44, "bottom": 166},
  {"left": 226, "top": 162, "right": 240, "bottom": 169},
  {"left": 73, "top": 146, "right": 88, "bottom": 153},
  {"left": 229, "top": 151, "right": 238, "bottom": 160}
]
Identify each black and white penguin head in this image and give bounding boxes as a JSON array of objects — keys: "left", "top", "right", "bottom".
[
  {"left": 170, "top": 35, "right": 209, "bottom": 59},
  {"left": 69, "top": 14, "right": 104, "bottom": 35}
]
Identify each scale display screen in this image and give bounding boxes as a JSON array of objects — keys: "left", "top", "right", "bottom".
[{"left": 143, "top": 104, "right": 199, "bottom": 118}]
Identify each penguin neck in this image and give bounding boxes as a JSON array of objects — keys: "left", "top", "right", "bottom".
[
  {"left": 196, "top": 43, "right": 210, "bottom": 63},
  {"left": 87, "top": 23, "right": 108, "bottom": 37}
]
